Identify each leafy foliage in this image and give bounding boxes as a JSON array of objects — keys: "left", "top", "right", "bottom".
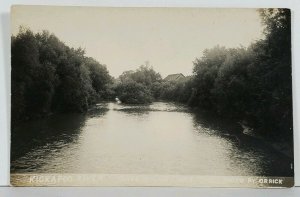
[
  {"left": 12, "top": 28, "right": 112, "bottom": 124},
  {"left": 115, "top": 81, "right": 153, "bottom": 104},
  {"left": 189, "top": 9, "right": 292, "bottom": 139},
  {"left": 116, "top": 64, "right": 161, "bottom": 104}
]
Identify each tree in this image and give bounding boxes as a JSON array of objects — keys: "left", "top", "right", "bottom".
[
  {"left": 248, "top": 9, "right": 292, "bottom": 137},
  {"left": 11, "top": 27, "right": 41, "bottom": 122},
  {"left": 119, "top": 64, "right": 162, "bottom": 86},
  {"left": 115, "top": 81, "right": 153, "bottom": 104},
  {"left": 11, "top": 27, "right": 113, "bottom": 123},
  {"left": 116, "top": 64, "right": 161, "bottom": 104},
  {"left": 84, "top": 57, "right": 112, "bottom": 100},
  {"left": 188, "top": 9, "right": 292, "bottom": 139},
  {"left": 190, "top": 46, "right": 228, "bottom": 109}
]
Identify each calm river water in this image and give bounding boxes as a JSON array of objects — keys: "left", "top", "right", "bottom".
[{"left": 11, "top": 102, "right": 293, "bottom": 176}]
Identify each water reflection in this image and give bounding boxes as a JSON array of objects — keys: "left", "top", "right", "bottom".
[
  {"left": 112, "top": 102, "right": 188, "bottom": 112},
  {"left": 11, "top": 102, "right": 292, "bottom": 177},
  {"left": 192, "top": 111, "right": 293, "bottom": 176},
  {"left": 88, "top": 103, "right": 109, "bottom": 118},
  {"left": 11, "top": 107, "right": 108, "bottom": 172},
  {"left": 113, "top": 106, "right": 151, "bottom": 116}
]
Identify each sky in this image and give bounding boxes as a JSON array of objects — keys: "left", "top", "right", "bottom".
[{"left": 11, "top": 6, "right": 264, "bottom": 78}]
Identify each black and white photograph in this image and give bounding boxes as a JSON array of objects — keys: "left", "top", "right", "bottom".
[{"left": 10, "top": 6, "right": 293, "bottom": 187}]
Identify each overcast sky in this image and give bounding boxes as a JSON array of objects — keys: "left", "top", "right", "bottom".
[{"left": 12, "top": 6, "right": 264, "bottom": 78}]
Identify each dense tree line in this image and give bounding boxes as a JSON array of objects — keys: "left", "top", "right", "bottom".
[
  {"left": 188, "top": 9, "right": 292, "bottom": 139},
  {"left": 114, "top": 64, "right": 195, "bottom": 104},
  {"left": 114, "top": 9, "right": 292, "bottom": 139},
  {"left": 170, "top": 9, "right": 291, "bottom": 139},
  {"left": 12, "top": 28, "right": 112, "bottom": 124}
]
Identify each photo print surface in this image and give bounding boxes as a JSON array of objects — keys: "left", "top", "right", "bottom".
[{"left": 10, "top": 6, "right": 293, "bottom": 187}]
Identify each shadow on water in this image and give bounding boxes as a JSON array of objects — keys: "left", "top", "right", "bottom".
[
  {"left": 192, "top": 110, "right": 293, "bottom": 177},
  {"left": 11, "top": 105, "right": 109, "bottom": 172},
  {"left": 112, "top": 103, "right": 151, "bottom": 116},
  {"left": 11, "top": 101, "right": 293, "bottom": 177},
  {"left": 88, "top": 103, "right": 110, "bottom": 118},
  {"left": 114, "top": 108, "right": 150, "bottom": 116},
  {"left": 192, "top": 110, "right": 243, "bottom": 135},
  {"left": 11, "top": 114, "right": 87, "bottom": 162},
  {"left": 112, "top": 102, "right": 189, "bottom": 115}
]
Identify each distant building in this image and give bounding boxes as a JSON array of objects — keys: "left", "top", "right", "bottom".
[{"left": 164, "top": 73, "right": 185, "bottom": 82}]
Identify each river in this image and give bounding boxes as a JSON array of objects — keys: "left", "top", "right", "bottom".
[{"left": 11, "top": 102, "right": 293, "bottom": 176}]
